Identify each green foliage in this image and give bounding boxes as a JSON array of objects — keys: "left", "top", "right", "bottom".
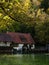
[{"left": 35, "top": 21, "right": 49, "bottom": 44}]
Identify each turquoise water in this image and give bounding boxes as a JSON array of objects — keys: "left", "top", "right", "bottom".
[{"left": 0, "top": 54, "right": 49, "bottom": 65}]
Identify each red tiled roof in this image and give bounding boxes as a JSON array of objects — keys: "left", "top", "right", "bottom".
[
  {"left": 0, "top": 32, "right": 35, "bottom": 44},
  {"left": 0, "top": 33, "right": 12, "bottom": 42}
]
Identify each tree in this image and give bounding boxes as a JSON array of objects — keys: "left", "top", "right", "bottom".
[
  {"left": 0, "top": 0, "right": 33, "bottom": 32},
  {"left": 35, "top": 20, "right": 49, "bottom": 44}
]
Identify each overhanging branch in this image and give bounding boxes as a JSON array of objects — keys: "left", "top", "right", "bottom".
[{"left": 0, "top": 5, "right": 19, "bottom": 22}]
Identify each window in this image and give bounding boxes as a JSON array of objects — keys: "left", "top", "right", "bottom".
[{"left": 19, "top": 35, "right": 27, "bottom": 42}]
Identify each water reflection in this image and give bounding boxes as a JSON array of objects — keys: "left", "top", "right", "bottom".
[
  {"left": 15, "top": 54, "right": 49, "bottom": 65},
  {"left": 0, "top": 54, "right": 49, "bottom": 65}
]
